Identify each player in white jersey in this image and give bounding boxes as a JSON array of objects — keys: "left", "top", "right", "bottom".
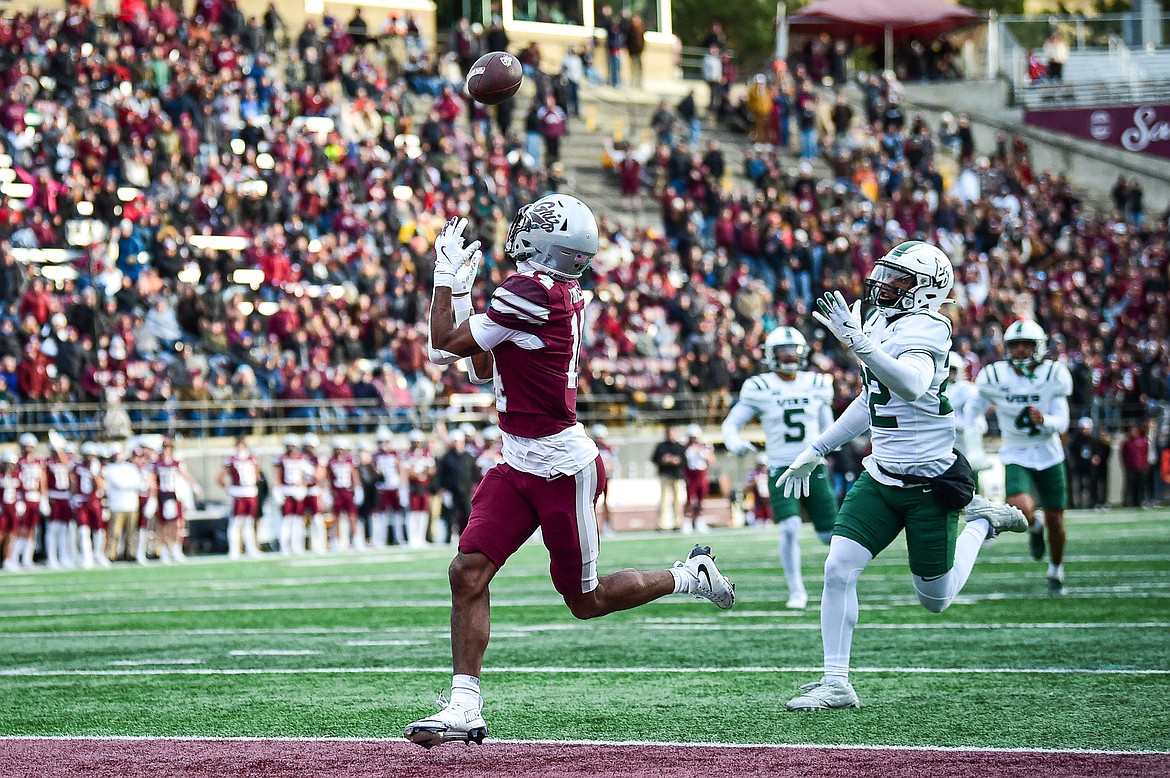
[
  {"left": 722, "top": 326, "right": 837, "bottom": 609},
  {"left": 776, "top": 241, "right": 1027, "bottom": 711},
  {"left": 947, "top": 352, "right": 991, "bottom": 489},
  {"left": 972, "top": 320, "right": 1073, "bottom": 596}
]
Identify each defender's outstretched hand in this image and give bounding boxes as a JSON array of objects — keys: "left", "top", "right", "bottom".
[
  {"left": 434, "top": 217, "right": 482, "bottom": 295},
  {"left": 812, "top": 291, "right": 872, "bottom": 356},
  {"left": 775, "top": 446, "right": 825, "bottom": 499}
]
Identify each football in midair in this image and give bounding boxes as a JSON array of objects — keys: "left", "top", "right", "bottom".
[{"left": 465, "top": 51, "right": 523, "bottom": 105}]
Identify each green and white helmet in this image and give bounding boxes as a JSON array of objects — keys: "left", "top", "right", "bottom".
[
  {"left": 1003, "top": 319, "right": 1047, "bottom": 369},
  {"left": 863, "top": 240, "right": 954, "bottom": 317},
  {"left": 762, "top": 326, "right": 809, "bottom": 374},
  {"left": 947, "top": 352, "right": 965, "bottom": 375}
]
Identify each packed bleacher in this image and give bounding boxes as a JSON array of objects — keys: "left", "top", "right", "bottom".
[{"left": 0, "top": 3, "right": 1166, "bottom": 450}]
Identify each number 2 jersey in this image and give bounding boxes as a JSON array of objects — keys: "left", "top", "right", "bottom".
[
  {"left": 974, "top": 359, "right": 1072, "bottom": 470},
  {"left": 859, "top": 310, "right": 955, "bottom": 480},
  {"left": 725, "top": 371, "right": 835, "bottom": 469},
  {"left": 468, "top": 268, "right": 598, "bottom": 478}
]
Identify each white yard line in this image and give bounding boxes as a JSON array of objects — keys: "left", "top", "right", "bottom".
[
  {"left": 108, "top": 659, "right": 204, "bottom": 666},
  {"left": 1, "top": 665, "right": 1167, "bottom": 678},
  {"left": 2, "top": 621, "right": 1169, "bottom": 641},
  {"left": 0, "top": 733, "right": 1165, "bottom": 756},
  {"left": 344, "top": 640, "right": 429, "bottom": 647},
  {"left": 226, "top": 650, "right": 321, "bottom": 656}
]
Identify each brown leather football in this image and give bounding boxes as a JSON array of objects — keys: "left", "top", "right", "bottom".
[{"left": 465, "top": 51, "right": 524, "bottom": 105}]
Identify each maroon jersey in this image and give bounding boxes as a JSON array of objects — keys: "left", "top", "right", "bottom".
[
  {"left": 17, "top": 456, "right": 44, "bottom": 498},
  {"left": 327, "top": 455, "right": 356, "bottom": 491},
  {"left": 153, "top": 456, "right": 184, "bottom": 494},
  {"left": 276, "top": 453, "right": 310, "bottom": 497},
  {"left": 1, "top": 466, "right": 20, "bottom": 506},
  {"left": 72, "top": 460, "right": 101, "bottom": 499},
  {"left": 225, "top": 453, "right": 260, "bottom": 498},
  {"left": 47, "top": 457, "right": 73, "bottom": 499},
  {"left": 484, "top": 270, "right": 584, "bottom": 439}
]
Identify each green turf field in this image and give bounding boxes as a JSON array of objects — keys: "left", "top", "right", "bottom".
[{"left": 1, "top": 509, "right": 1168, "bottom": 752}]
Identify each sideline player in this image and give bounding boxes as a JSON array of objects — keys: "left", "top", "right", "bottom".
[
  {"left": 403, "top": 430, "right": 435, "bottom": 548},
  {"left": 275, "top": 434, "right": 310, "bottom": 555},
  {"left": 722, "top": 326, "right": 836, "bottom": 609},
  {"left": 327, "top": 438, "right": 361, "bottom": 551},
  {"left": 152, "top": 438, "right": 202, "bottom": 563},
  {"left": 972, "top": 320, "right": 1072, "bottom": 596},
  {"left": 404, "top": 198, "right": 735, "bottom": 747},
  {"left": 778, "top": 241, "right": 1026, "bottom": 711},
  {"left": 682, "top": 424, "right": 713, "bottom": 534},
  {"left": 45, "top": 440, "right": 75, "bottom": 569},
  {"left": 591, "top": 425, "right": 618, "bottom": 536},
  {"left": 947, "top": 352, "right": 991, "bottom": 491},
  {"left": 0, "top": 451, "right": 21, "bottom": 569},
  {"left": 72, "top": 442, "right": 108, "bottom": 569},
  {"left": 218, "top": 435, "right": 263, "bottom": 560},
  {"left": 7, "top": 434, "right": 44, "bottom": 569},
  {"left": 373, "top": 428, "right": 408, "bottom": 547}
]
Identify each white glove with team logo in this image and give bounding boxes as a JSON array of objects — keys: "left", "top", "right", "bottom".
[
  {"left": 812, "top": 291, "right": 874, "bottom": 357},
  {"left": 434, "top": 217, "right": 482, "bottom": 296},
  {"left": 775, "top": 446, "right": 825, "bottom": 499}
]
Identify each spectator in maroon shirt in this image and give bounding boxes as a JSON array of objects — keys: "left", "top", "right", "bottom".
[
  {"left": 16, "top": 341, "right": 50, "bottom": 401},
  {"left": 1121, "top": 423, "right": 1150, "bottom": 508}
]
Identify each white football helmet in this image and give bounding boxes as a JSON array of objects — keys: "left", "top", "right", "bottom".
[
  {"left": 504, "top": 194, "right": 599, "bottom": 280},
  {"left": 332, "top": 437, "right": 349, "bottom": 451},
  {"left": 302, "top": 432, "right": 320, "bottom": 449},
  {"left": 375, "top": 427, "right": 392, "bottom": 444},
  {"left": 762, "top": 326, "right": 809, "bottom": 374},
  {"left": 590, "top": 424, "right": 608, "bottom": 439},
  {"left": 1, "top": 450, "right": 16, "bottom": 465},
  {"left": 1003, "top": 319, "right": 1047, "bottom": 368},
  {"left": 407, "top": 429, "right": 425, "bottom": 444},
  {"left": 19, "top": 433, "right": 36, "bottom": 449},
  {"left": 685, "top": 424, "right": 702, "bottom": 439},
  {"left": 81, "top": 442, "right": 98, "bottom": 457},
  {"left": 863, "top": 241, "right": 954, "bottom": 317},
  {"left": 283, "top": 434, "right": 300, "bottom": 449}
]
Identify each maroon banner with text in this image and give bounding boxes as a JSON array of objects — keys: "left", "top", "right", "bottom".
[{"left": 1024, "top": 104, "right": 1170, "bottom": 159}]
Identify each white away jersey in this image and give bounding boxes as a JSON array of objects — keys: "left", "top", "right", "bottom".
[
  {"left": 975, "top": 359, "right": 1072, "bottom": 469},
  {"left": 949, "top": 378, "right": 990, "bottom": 470},
  {"left": 734, "top": 371, "right": 835, "bottom": 468},
  {"left": 859, "top": 310, "right": 955, "bottom": 478}
]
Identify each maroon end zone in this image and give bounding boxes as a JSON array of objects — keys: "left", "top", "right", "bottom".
[{"left": 1, "top": 739, "right": 1167, "bottom": 778}]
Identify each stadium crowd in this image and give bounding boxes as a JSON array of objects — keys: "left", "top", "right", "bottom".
[{"left": 0, "top": 5, "right": 1164, "bottom": 511}]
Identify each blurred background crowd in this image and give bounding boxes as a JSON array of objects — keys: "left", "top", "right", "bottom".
[{"left": 0, "top": 2, "right": 1164, "bottom": 513}]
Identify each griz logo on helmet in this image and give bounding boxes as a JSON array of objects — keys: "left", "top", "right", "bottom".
[{"left": 524, "top": 200, "right": 562, "bottom": 233}]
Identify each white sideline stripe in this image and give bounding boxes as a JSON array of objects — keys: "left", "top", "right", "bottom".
[
  {"left": 108, "top": 659, "right": 204, "bottom": 666},
  {"left": 227, "top": 650, "right": 321, "bottom": 656},
  {"left": 3, "top": 622, "right": 1170, "bottom": 641},
  {"left": 5, "top": 588, "right": 1170, "bottom": 618},
  {"left": 0, "top": 734, "right": 1166, "bottom": 757},
  {"left": 344, "top": 640, "right": 429, "bottom": 647},
  {"left": 0, "top": 733, "right": 1165, "bottom": 757},
  {"left": 2, "top": 665, "right": 1167, "bottom": 678}
]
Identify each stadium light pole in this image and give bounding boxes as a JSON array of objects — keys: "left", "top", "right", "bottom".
[{"left": 775, "top": 2, "right": 788, "bottom": 64}]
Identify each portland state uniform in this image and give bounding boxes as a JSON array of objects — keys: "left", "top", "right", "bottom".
[
  {"left": 836, "top": 310, "right": 958, "bottom": 578},
  {"left": 726, "top": 372, "right": 836, "bottom": 533},
  {"left": 974, "top": 359, "right": 1073, "bottom": 511}
]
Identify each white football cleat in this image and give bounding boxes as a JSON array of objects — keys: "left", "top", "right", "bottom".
[
  {"left": 965, "top": 496, "right": 1027, "bottom": 538},
  {"left": 786, "top": 678, "right": 861, "bottom": 711},
  {"left": 786, "top": 592, "right": 808, "bottom": 610},
  {"left": 404, "top": 698, "right": 488, "bottom": 749},
  {"left": 679, "top": 545, "right": 735, "bottom": 610}
]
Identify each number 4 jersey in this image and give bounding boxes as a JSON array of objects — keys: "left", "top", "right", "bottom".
[
  {"left": 975, "top": 359, "right": 1072, "bottom": 470},
  {"left": 728, "top": 372, "right": 835, "bottom": 469}
]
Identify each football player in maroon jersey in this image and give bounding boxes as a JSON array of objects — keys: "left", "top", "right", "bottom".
[
  {"left": 218, "top": 435, "right": 263, "bottom": 560},
  {"left": 327, "top": 438, "right": 361, "bottom": 551},
  {"left": 152, "top": 438, "right": 202, "bottom": 563},
  {"left": 274, "top": 435, "right": 310, "bottom": 555},
  {"left": 405, "top": 197, "right": 736, "bottom": 748},
  {"left": 72, "top": 442, "right": 108, "bottom": 569},
  {"left": 45, "top": 439, "right": 76, "bottom": 569},
  {"left": 7, "top": 434, "right": 45, "bottom": 569},
  {"left": 0, "top": 451, "right": 21, "bottom": 570}
]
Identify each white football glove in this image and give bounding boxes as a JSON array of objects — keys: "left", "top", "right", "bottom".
[
  {"left": 434, "top": 217, "right": 482, "bottom": 295},
  {"left": 812, "top": 291, "right": 873, "bottom": 357},
  {"left": 725, "top": 438, "right": 757, "bottom": 456},
  {"left": 775, "top": 446, "right": 825, "bottom": 499}
]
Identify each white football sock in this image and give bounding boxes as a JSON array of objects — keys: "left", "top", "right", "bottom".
[
  {"left": 778, "top": 516, "right": 805, "bottom": 599},
  {"left": 337, "top": 518, "right": 351, "bottom": 551},
  {"left": 280, "top": 517, "right": 295, "bottom": 553},
  {"left": 79, "top": 526, "right": 94, "bottom": 568},
  {"left": 243, "top": 520, "right": 260, "bottom": 556},
  {"left": 821, "top": 536, "right": 872, "bottom": 685},
  {"left": 309, "top": 516, "right": 327, "bottom": 553},
  {"left": 20, "top": 534, "right": 33, "bottom": 566},
  {"left": 45, "top": 523, "right": 60, "bottom": 566},
  {"left": 371, "top": 514, "right": 388, "bottom": 548},
  {"left": 228, "top": 517, "right": 244, "bottom": 559},
  {"left": 450, "top": 674, "right": 482, "bottom": 709},
  {"left": 912, "top": 518, "right": 989, "bottom": 614},
  {"left": 170, "top": 541, "right": 185, "bottom": 561},
  {"left": 94, "top": 530, "right": 110, "bottom": 566},
  {"left": 353, "top": 521, "right": 367, "bottom": 548},
  {"left": 136, "top": 530, "right": 148, "bottom": 562},
  {"left": 390, "top": 512, "right": 406, "bottom": 545},
  {"left": 669, "top": 565, "right": 693, "bottom": 594},
  {"left": 7, "top": 537, "right": 24, "bottom": 567},
  {"left": 1048, "top": 563, "right": 1064, "bottom": 580}
]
